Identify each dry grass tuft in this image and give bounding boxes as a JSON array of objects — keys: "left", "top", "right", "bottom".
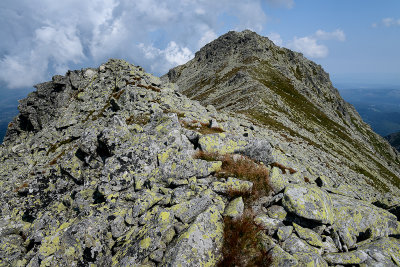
[
  {"left": 14, "top": 183, "right": 28, "bottom": 193},
  {"left": 195, "top": 150, "right": 272, "bottom": 265},
  {"left": 180, "top": 120, "right": 224, "bottom": 135},
  {"left": 136, "top": 83, "right": 161, "bottom": 92},
  {"left": 218, "top": 211, "right": 272, "bottom": 267},
  {"left": 125, "top": 114, "right": 150, "bottom": 126},
  {"left": 49, "top": 150, "right": 66, "bottom": 166},
  {"left": 194, "top": 151, "right": 270, "bottom": 200},
  {"left": 271, "top": 162, "right": 297, "bottom": 174}
]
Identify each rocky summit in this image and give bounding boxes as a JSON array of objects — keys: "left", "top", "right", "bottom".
[{"left": 0, "top": 31, "right": 400, "bottom": 267}]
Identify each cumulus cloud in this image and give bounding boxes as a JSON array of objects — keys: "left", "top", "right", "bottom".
[
  {"left": 138, "top": 42, "right": 194, "bottom": 73},
  {"left": 288, "top": 36, "right": 328, "bottom": 58},
  {"left": 0, "top": 0, "right": 274, "bottom": 88},
  {"left": 287, "top": 29, "right": 345, "bottom": 58}
]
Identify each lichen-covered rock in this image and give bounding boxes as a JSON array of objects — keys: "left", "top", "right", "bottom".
[
  {"left": 323, "top": 250, "right": 369, "bottom": 265},
  {"left": 269, "top": 167, "right": 289, "bottom": 193},
  {"left": 254, "top": 215, "right": 284, "bottom": 235},
  {"left": 171, "top": 193, "right": 213, "bottom": 224},
  {"left": 211, "top": 177, "right": 253, "bottom": 194},
  {"left": 223, "top": 197, "right": 244, "bottom": 219},
  {"left": 282, "top": 234, "right": 320, "bottom": 255},
  {"left": 292, "top": 252, "right": 328, "bottom": 267},
  {"left": 162, "top": 204, "right": 224, "bottom": 266},
  {"left": 266, "top": 205, "right": 287, "bottom": 220},
  {"left": 277, "top": 226, "right": 293, "bottom": 242},
  {"left": 357, "top": 237, "right": 400, "bottom": 266},
  {"left": 268, "top": 244, "right": 298, "bottom": 267},
  {"left": 293, "top": 223, "right": 324, "bottom": 248},
  {"left": 331, "top": 194, "right": 400, "bottom": 247},
  {"left": 282, "top": 184, "right": 335, "bottom": 224},
  {"left": 198, "top": 133, "right": 248, "bottom": 154}
]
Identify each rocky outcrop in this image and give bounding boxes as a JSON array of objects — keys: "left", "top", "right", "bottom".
[
  {"left": 1, "top": 33, "right": 400, "bottom": 266},
  {"left": 386, "top": 131, "right": 400, "bottom": 152}
]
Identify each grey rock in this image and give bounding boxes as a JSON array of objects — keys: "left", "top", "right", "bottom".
[
  {"left": 282, "top": 234, "right": 320, "bottom": 255},
  {"left": 277, "top": 226, "right": 293, "bottom": 241},
  {"left": 282, "top": 184, "right": 335, "bottom": 224},
  {"left": 266, "top": 204, "right": 287, "bottom": 220},
  {"left": 223, "top": 197, "right": 244, "bottom": 219},
  {"left": 163, "top": 205, "right": 224, "bottom": 266},
  {"left": 269, "top": 244, "right": 299, "bottom": 267},
  {"left": 254, "top": 215, "right": 284, "bottom": 235}
]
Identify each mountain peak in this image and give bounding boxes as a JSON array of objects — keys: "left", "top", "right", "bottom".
[{"left": 164, "top": 30, "right": 400, "bottom": 193}]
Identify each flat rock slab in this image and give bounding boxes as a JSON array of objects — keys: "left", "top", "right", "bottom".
[{"left": 282, "top": 184, "right": 334, "bottom": 224}]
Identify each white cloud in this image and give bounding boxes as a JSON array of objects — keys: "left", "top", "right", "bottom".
[
  {"left": 288, "top": 36, "right": 328, "bottom": 58},
  {"left": 267, "top": 32, "right": 283, "bottom": 46},
  {"left": 375, "top": 17, "right": 400, "bottom": 28},
  {"left": 0, "top": 0, "right": 274, "bottom": 88},
  {"left": 315, "top": 29, "right": 345, "bottom": 41},
  {"left": 265, "top": 0, "right": 294, "bottom": 8},
  {"left": 198, "top": 29, "right": 218, "bottom": 48},
  {"left": 285, "top": 29, "right": 345, "bottom": 59},
  {"left": 138, "top": 41, "right": 194, "bottom": 73}
]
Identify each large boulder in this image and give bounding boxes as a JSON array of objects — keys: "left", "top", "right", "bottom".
[
  {"left": 331, "top": 194, "right": 400, "bottom": 248},
  {"left": 282, "top": 184, "right": 335, "bottom": 224}
]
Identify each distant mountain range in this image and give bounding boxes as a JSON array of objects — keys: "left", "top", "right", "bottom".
[{"left": 339, "top": 88, "right": 400, "bottom": 137}]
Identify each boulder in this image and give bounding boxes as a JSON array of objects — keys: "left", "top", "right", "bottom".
[
  {"left": 163, "top": 205, "right": 224, "bottom": 266},
  {"left": 223, "top": 197, "right": 244, "bottom": 219},
  {"left": 331, "top": 194, "right": 400, "bottom": 247},
  {"left": 282, "top": 184, "right": 334, "bottom": 224}
]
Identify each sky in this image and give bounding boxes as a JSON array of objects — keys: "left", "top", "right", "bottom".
[{"left": 0, "top": 0, "right": 399, "bottom": 93}]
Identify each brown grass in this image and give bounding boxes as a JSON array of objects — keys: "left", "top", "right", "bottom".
[
  {"left": 180, "top": 120, "right": 224, "bottom": 135},
  {"left": 226, "top": 186, "right": 252, "bottom": 199},
  {"left": 125, "top": 114, "right": 150, "bottom": 126},
  {"left": 136, "top": 83, "right": 161, "bottom": 92},
  {"left": 112, "top": 89, "right": 125, "bottom": 100},
  {"left": 14, "top": 183, "right": 28, "bottom": 192},
  {"left": 49, "top": 150, "right": 66, "bottom": 166},
  {"left": 218, "top": 211, "right": 272, "bottom": 267},
  {"left": 194, "top": 151, "right": 270, "bottom": 200},
  {"left": 195, "top": 150, "right": 272, "bottom": 265},
  {"left": 270, "top": 162, "right": 297, "bottom": 174}
]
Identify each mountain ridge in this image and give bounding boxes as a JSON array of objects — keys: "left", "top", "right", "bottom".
[
  {"left": 164, "top": 30, "right": 400, "bottom": 193},
  {"left": 0, "top": 31, "right": 400, "bottom": 266}
]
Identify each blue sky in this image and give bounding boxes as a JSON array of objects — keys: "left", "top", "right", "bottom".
[{"left": 0, "top": 0, "right": 399, "bottom": 92}]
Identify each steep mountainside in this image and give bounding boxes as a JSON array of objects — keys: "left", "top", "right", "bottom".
[
  {"left": 386, "top": 131, "right": 400, "bottom": 152},
  {"left": 164, "top": 30, "right": 400, "bottom": 193}
]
